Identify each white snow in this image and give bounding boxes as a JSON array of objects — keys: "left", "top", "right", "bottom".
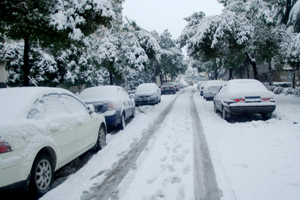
[{"left": 37, "top": 86, "right": 300, "bottom": 200}]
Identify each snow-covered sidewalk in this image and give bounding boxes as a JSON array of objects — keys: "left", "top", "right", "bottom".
[{"left": 195, "top": 92, "right": 300, "bottom": 200}]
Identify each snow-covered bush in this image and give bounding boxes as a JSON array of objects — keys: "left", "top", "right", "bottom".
[{"left": 1, "top": 42, "right": 61, "bottom": 87}]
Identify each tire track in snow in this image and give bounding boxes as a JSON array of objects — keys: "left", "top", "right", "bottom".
[
  {"left": 190, "top": 89, "right": 220, "bottom": 200},
  {"left": 80, "top": 90, "right": 185, "bottom": 200}
]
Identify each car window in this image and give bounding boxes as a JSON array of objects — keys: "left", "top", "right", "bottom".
[
  {"left": 27, "top": 99, "right": 45, "bottom": 119},
  {"left": 62, "top": 94, "right": 87, "bottom": 115},
  {"left": 118, "top": 88, "right": 129, "bottom": 99},
  {"left": 43, "top": 94, "right": 70, "bottom": 117}
]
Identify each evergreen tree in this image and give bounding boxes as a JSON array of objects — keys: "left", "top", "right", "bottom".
[{"left": 0, "top": 0, "right": 114, "bottom": 86}]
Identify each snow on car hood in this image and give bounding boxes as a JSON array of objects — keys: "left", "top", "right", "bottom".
[{"left": 135, "top": 90, "right": 156, "bottom": 96}]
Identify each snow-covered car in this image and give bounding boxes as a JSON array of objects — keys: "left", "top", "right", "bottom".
[
  {"left": 161, "top": 83, "right": 177, "bottom": 94},
  {"left": 176, "top": 82, "right": 184, "bottom": 89},
  {"left": 0, "top": 87, "right": 106, "bottom": 197},
  {"left": 213, "top": 79, "right": 276, "bottom": 120},
  {"left": 199, "top": 81, "right": 207, "bottom": 96},
  {"left": 203, "top": 80, "right": 226, "bottom": 101},
  {"left": 134, "top": 83, "right": 161, "bottom": 106},
  {"left": 78, "top": 86, "right": 135, "bottom": 129}
]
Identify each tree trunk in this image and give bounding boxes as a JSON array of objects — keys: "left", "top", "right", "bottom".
[
  {"left": 109, "top": 71, "right": 113, "bottom": 85},
  {"left": 246, "top": 52, "right": 259, "bottom": 80},
  {"left": 292, "top": 67, "right": 296, "bottom": 89},
  {"left": 268, "top": 61, "right": 273, "bottom": 86},
  {"left": 214, "top": 70, "right": 218, "bottom": 80},
  {"left": 23, "top": 38, "right": 30, "bottom": 86},
  {"left": 228, "top": 68, "right": 233, "bottom": 80}
]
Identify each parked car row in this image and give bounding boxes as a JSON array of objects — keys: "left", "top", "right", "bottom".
[
  {"left": 0, "top": 84, "right": 142, "bottom": 197},
  {"left": 161, "top": 82, "right": 184, "bottom": 94}
]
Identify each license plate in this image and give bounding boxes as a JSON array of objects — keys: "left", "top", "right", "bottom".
[{"left": 245, "top": 96, "right": 260, "bottom": 102}]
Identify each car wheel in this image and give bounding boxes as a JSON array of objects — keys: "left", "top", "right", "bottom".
[
  {"left": 30, "top": 154, "right": 54, "bottom": 198},
  {"left": 222, "top": 107, "right": 230, "bottom": 120},
  {"left": 214, "top": 102, "right": 219, "bottom": 113},
  {"left": 261, "top": 113, "right": 271, "bottom": 120},
  {"left": 95, "top": 124, "right": 106, "bottom": 151},
  {"left": 119, "top": 113, "right": 126, "bottom": 130}
]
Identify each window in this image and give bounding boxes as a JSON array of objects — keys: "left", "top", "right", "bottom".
[{"left": 62, "top": 94, "right": 87, "bottom": 115}]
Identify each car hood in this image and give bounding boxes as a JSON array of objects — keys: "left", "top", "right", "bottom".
[{"left": 81, "top": 97, "right": 120, "bottom": 104}]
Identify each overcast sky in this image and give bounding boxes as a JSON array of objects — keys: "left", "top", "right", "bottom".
[{"left": 122, "top": 0, "right": 224, "bottom": 39}]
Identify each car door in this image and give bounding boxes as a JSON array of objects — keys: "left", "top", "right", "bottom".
[
  {"left": 215, "top": 85, "right": 225, "bottom": 110},
  {"left": 62, "top": 94, "right": 99, "bottom": 154},
  {"left": 41, "top": 94, "right": 78, "bottom": 165},
  {"left": 118, "top": 88, "right": 132, "bottom": 119}
]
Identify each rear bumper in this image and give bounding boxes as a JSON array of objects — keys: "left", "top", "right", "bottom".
[
  {"left": 103, "top": 112, "right": 121, "bottom": 126},
  {"left": 224, "top": 104, "right": 276, "bottom": 115}
]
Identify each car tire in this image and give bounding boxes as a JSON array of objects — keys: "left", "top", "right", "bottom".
[
  {"left": 222, "top": 107, "right": 230, "bottom": 121},
  {"left": 214, "top": 102, "right": 219, "bottom": 113},
  {"left": 261, "top": 113, "right": 271, "bottom": 120},
  {"left": 95, "top": 124, "right": 106, "bottom": 151},
  {"left": 119, "top": 113, "right": 126, "bottom": 130},
  {"left": 30, "top": 153, "right": 54, "bottom": 198}
]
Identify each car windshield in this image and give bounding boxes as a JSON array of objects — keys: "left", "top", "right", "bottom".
[
  {"left": 162, "top": 83, "right": 174, "bottom": 86},
  {"left": 136, "top": 84, "right": 155, "bottom": 92},
  {"left": 207, "top": 86, "right": 220, "bottom": 92},
  {"left": 79, "top": 87, "right": 118, "bottom": 100}
]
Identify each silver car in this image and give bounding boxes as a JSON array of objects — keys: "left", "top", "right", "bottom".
[
  {"left": 134, "top": 83, "right": 161, "bottom": 106},
  {"left": 213, "top": 79, "right": 276, "bottom": 120}
]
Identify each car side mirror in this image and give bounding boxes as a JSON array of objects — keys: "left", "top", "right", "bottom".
[{"left": 87, "top": 104, "right": 95, "bottom": 114}]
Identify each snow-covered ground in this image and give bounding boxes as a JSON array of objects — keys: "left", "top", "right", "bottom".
[{"left": 41, "top": 86, "right": 300, "bottom": 200}]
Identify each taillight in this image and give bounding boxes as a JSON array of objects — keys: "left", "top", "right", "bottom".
[
  {"left": 0, "top": 141, "right": 12, "bottom": 154},
  {"left": 107, "top": 102, "right": 116, "bottom": 110},
  {"left": 171, "top": 87, "right": 174, "bottom": 89},
  {"left": 233, "top": 98, "right": 245, "bottom": 102},
  {"left": 161, "top": 87, "right": 164, "bottom": 89},
  {"left": 261, "top": 98, "right": 270, "bottom": 101}
]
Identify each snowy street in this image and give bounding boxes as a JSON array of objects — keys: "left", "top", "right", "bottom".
[{"left": 40, "top": 86, "right": 300, "bottom": 200}]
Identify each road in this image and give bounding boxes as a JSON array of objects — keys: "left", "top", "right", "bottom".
[{"left": 78, "top": 87, "right": 220, "bottom": 200}]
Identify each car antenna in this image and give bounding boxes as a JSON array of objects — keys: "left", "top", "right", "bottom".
[{"left": 28, "top": 76, "right": 38, "bottom": 87}]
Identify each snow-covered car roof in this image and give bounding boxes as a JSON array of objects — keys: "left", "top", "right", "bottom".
[
  {"left": 136, "top": 83, "right": 157, "bottom": 91},
  {"left": 220, "top": 79, "right": 274, "bottom": 98},
  {"left": 225, "top": 79, "right": 270, "bottom": 93},
  {"left": 78, "top": 86, "right": 123, "bottom": 102},
  {"left": 0, "top": 87, "right": 74, "bottom": 122}
]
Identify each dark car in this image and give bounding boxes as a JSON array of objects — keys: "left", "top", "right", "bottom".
[
  {"left": 213, "top": 79, "right": 276, "bottom": 120},
  {"left": 203, "top": 80, "right": 226, "bottom": 101},
  {"left": 161, "top": 83, "right": 177, "bottom": 94},
  {"left": 79, "top": 86, "right": 135, "bottom": 129}
]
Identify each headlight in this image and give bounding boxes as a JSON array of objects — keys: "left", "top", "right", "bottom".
[{"left": 150, "top": 93, "right": 157, "bottom": 98}]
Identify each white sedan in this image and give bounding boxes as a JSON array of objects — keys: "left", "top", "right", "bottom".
[
  {"left": 213, "top": 79, "right": 276, "bottom": 120},
  {"left": 0, "top": 87, "right": 106, "bottom": 197}
]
